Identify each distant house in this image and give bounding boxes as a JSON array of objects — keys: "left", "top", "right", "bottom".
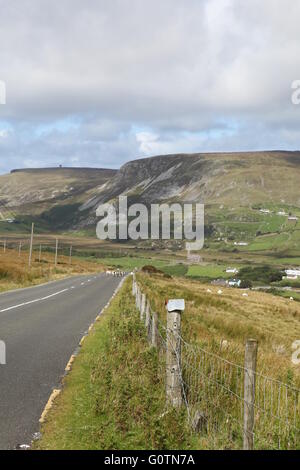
[
  {"left": 288, "top": 216, "right": 298, "bottom": 221},
  {"left": 211, "top": 279, "right": 227, "bottom": 287},
  {"left": 187, "top": 253, "right": 202, "bottom": 264},
  {"left": 227, "top": 279, "right": 241, "bottom": 287},
  {"left": 284, "top": 269, "right": 300, "bottom": 279},
  {"left": 226, "top": 267, "right": 239, "bottom": 274},
  {"left": 234, "top": 242, "right": 248, "bottom": 246},
  {"left": 277, "top": 211, "right": 287, "bottom": 216},
  {"left": 260, "top": 209, "right": 271, "bottom": 214}
]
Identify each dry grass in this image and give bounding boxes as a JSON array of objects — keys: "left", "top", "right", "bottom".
[
  {"left": 137, "top": 273, "right": 300, "bottom": 384},
  {"left": 137, "top": 272, "right": 300, "bottom": 449},
  {"left": 0, "top": 247, "right": 105, "bottom": 292}
]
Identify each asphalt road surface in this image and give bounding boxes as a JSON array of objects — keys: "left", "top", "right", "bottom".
[{"left": 0, "top": 273, "right": 121, "bottom": 450}]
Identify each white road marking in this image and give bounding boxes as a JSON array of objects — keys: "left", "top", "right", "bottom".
[{"left": 0, "top": 288, "right": 69, "bottom": 313}]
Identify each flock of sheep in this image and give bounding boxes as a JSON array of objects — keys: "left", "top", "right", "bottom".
[{"left": 105, "top": 270, "right": 126, "bottom": 277}]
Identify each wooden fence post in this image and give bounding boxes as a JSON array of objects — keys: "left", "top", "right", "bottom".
[
  {"left": 151, "top": 312, "right": 158, "bottom": 348},
  {"left": 166, "top": 299, "right": 185, "bottom": 408},
  {"left": 145, "top": 300, "right": 151, "bottom": 341},
  {"left": 132, "top": 275, "right": 136, "bottom": 296},
  {"left": 243, "top": 339, "right": 258, "bottom": 450},
  {"left": 145, "top": 300, "right": 150, "bottom": 328},
  {"left": 136, "top": 285, "right": 140, "bottom": 309},
  {"left": 140, "top": 293, "right": 146, "bottom": 321}
]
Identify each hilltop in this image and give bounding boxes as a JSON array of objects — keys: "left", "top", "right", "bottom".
[
  {"left": 1, "top": 152, "right": 300, "bottom": 258},
  {"left": 0, "top": 167, "right": 117, "bottom": 230},
  {"left": 81, "top": 151, "right": 300, "bottom": 208}
]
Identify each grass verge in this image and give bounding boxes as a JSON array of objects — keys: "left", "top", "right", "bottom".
[{"left": 34, "top": 277, "right": 196, "bottom": 450}]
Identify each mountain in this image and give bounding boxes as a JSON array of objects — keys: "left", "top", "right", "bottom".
[
  {"left": 81, "top": 151, "right": 300, "bottom": 210},
  {"left": 0, "top": 167, "right": 117, "bottom": 230},
  {"left": 1, "top": 152, "right": 300, "bottom": 242}
]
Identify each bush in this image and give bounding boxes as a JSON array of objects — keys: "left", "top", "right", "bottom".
[
  {"left": 238, "top": 265, "right": 283, "bottom": 284},
  {"left": 240, "top": 279, "right": 253, "bottom": 289}
]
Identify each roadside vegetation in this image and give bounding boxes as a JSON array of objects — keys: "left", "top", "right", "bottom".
[
  {"left": 35, "top": 272, "right": 300, "bottom": 450},
  {"left": 34, "top": 277, "right": 195, "bottom": 450},
  {"left": 0, "top": 247, "right": 105, "bottom": 293},
  {"left": 137, "top": 272, "right": 300, "bottom": 385}
]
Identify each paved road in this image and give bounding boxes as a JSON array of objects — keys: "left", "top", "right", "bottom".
[{"left": 0, "top": 273, "right": 121, "bottom": 449}]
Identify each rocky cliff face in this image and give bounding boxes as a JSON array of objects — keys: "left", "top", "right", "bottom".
[
  {"left": 2, "top": 151, "right": 300, "bottom": 231},
  {"left": 80, "top": 151, "right": 300, "bottom": 213}
]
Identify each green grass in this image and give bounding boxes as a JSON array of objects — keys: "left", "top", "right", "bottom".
[
  {"left": 186, "top": 264, "right": 231, "bottom": 279},
  {"left": 94, "top": 256, "right": 169, "bottom": 271},
  {"left": 35, "top": 278, "right": 196, "bottom": 450},
  {"left": 161, "top": 264, "right": 188, "bottom": 277}
]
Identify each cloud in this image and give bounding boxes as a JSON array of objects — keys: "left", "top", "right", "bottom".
[{"left": 0, "top": 0, "right": 300, "bottom": 173}]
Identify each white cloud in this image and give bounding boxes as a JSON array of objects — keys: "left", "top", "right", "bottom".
[{"left": 0, "top": 0, "right": 299, "bottom": 172}]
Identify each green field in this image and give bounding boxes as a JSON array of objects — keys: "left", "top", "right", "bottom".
[
  {"left": 186, "top": 264, "right": 232, "bottom": 279},
  {"left": 94, "top": 256, "right": 170, "bottom": 270}
]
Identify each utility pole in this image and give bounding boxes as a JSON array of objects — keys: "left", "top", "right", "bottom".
[
  {"left": 18, "top": 241, "right": 22, "bottom": 257},
  {"left": 28, "top": 223, "right": 34, "bottom": 268},
  {"left": 69, "top": 244, "right": 72, "bottom": 265},
  {"left": 3, "top": 240, "right": 6, "bottom": 253},
  {"left": 39, "top": 244, "right": 42, "bottom": 263},
  {"left": 55, "top": 238, "right": 58, "bottom": 267}
]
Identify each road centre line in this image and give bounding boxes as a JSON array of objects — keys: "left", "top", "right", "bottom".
[{"left": 0, "top": 288, "right": 70, "bottom": 313}]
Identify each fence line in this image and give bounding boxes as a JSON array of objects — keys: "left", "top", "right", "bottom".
[
  {"left": 132, "top": 274, "right": 300, "bottom": 450},
  {"left": 0, "top": 239, "right": 75, "bottom": 267}
]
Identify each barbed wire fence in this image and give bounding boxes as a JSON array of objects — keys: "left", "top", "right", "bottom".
[{"left": 132, "top": 274, "right": 300, "bottom": 450}]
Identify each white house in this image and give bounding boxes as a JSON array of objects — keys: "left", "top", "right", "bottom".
[
  {"left": 288, "top": 216, "right": 298, "bottom": 221},
  {"left": 226, "top": 267, "right": 239, "bottom": 274},
  {"left": 227, "top": 279, "right": 241, "bottom": 287},
  {"left": 260, "top": 209, "right": 271, "bottom": 214},
  {"left": 285, "top": 269, "right": 300, "bottom": 279}
]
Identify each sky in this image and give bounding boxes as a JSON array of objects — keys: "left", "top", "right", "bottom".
[{"left": 0, "top": 0, "right": 300, "bottom": 174}]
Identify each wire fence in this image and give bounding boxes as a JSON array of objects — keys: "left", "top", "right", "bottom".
[{"left": 133, "top": 275, "right": 300, "bottom": 450}]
